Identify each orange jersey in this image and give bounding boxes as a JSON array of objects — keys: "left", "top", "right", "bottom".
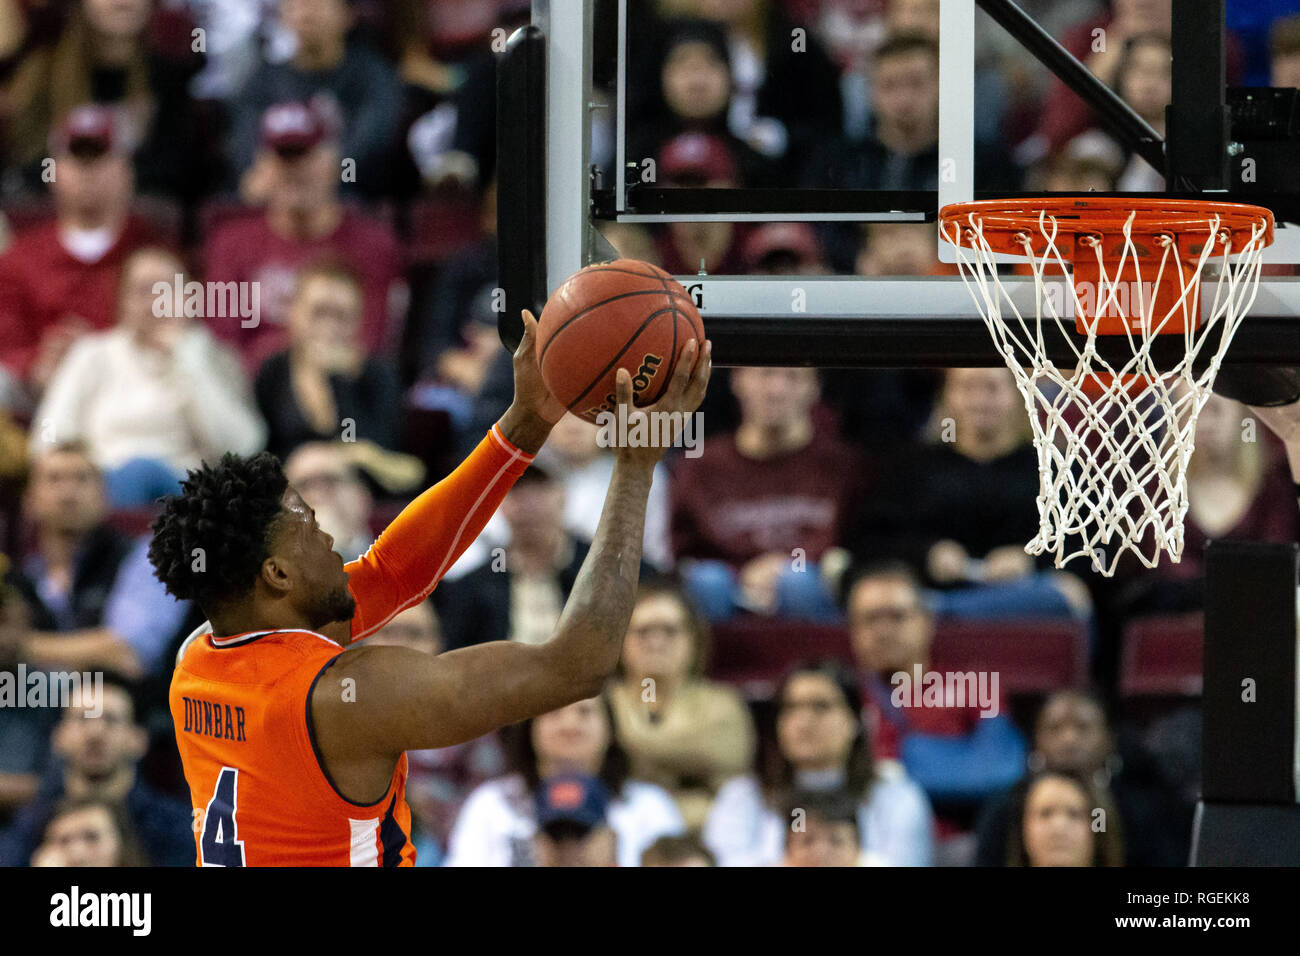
[{"left": 170, "top": 425, "right": 535, "bottom": 866}]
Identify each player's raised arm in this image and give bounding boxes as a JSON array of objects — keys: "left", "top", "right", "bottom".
[
  {"left": 312, "top": 338, "right": 710, "bottom": 775},
  {"left": 334, "top": 311, "right": 564, "bottom": 645}
]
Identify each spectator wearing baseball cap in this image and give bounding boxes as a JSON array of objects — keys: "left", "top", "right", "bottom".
[
  {"left": 204, "top": 99, "right": 405, "bottom": 374},
  {"left": 651, "top": 132, "right": 750, "bottom": 276},
  {"left": 532, "top": 773, "right": 618, "bottom": 867},
  {"left": 0, "top": 104, "right": 162, "bottom": 395},
  {"left": 742, "top": 223, "right": 828, "bottom": 275},
  {"left": 0, "top": 0, "right": 205, "bottom": 200},
  {"left": 226, "top": 0, "right": 403, "bottom": 199}
]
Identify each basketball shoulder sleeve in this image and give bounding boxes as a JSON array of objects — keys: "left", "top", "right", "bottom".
[{"left": 345, "top": 424, "right": 535, "bottom": 642}]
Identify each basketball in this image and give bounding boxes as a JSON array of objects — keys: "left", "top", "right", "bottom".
[{"left": 535, "top": 259, "right": 705, "bottom": 424}]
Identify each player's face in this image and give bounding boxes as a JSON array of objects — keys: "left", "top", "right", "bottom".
[
  {"left": 43, "top": 805, "right": 124, "bottom": 867},
  {"left": 1022, "top": 777, "right": 1094, "bottom": 867},
  {"left": 847, "top": 576, "right": 932, "bottom": 673},
  {"left": 1035, "top": 696, "right": 1108, "bottom": 775},
  {"left": 777, "top": 674, "right": 857, "bottom": 770},
  {"left": 622, "top": 594, "right": 694, "bottom": 684},
  {"left": 279, "top": 488, "right": 357, "bottom": 627}
]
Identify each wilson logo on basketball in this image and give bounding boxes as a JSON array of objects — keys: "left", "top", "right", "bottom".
[{"left": 583, "top": 353, "right": 663, "bottom": 419}]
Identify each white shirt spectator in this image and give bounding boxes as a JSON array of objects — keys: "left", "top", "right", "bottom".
[
  {"left": 703, "top": 760, "right": 935, "bottom": 866},
  {"left": 445, "top": 772, "right": 685, "bottom": 867},
  {"left": 30, "top": 325, "right": 265, "bottom": 473}
]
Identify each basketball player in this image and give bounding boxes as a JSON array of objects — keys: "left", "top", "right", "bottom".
[{"left": 148, "top": 312, "right": 710, "bottom": 865}]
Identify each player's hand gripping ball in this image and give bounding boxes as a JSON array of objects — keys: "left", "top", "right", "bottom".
[{"left": 535, "top": 259, "right": 706, "bottom": 424}]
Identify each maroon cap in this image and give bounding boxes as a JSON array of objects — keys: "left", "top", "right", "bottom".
[
  {"left": 52, "top": 105, "right": 132, "bottom": 158},
  {"left": 260, "top": 100, "right": 337, "bottom": 155},
  {"left": 742, "top": 223, "right": 823, "bottom": 270},
  {"left": 658, "top": 132, "right": 738, "bottom": 184}
]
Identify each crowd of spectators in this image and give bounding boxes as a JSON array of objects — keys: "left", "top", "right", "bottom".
[{"left": 1, "top": 0, "right": 1300, "bottom": 867}]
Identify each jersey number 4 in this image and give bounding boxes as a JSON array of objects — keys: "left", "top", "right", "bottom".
[{"left": 201, "top": 767, "right": 246, "bottom": 866}]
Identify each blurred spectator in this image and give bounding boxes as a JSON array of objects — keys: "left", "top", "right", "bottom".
[
  {"left": 625, "top": 18, "right": 778, "bottom": 188},
  {"left": 608, "top": 578, "right": 755, "bottom": 827},
  {"left": 0, "top": 673, "right": 193, "bottom": 866},
  {"left": 0, "top": 0, "right": 204, "bottom": 199},
  {"left": 205, "top": 100, "right": 406, "bottom": 373},
  {"left": 544, "top": 413, "right": 671, "bottom": 571},
  {"left": 975, "top": 690, "right": 1189, "bottom": 866},
  {"left": 531, "top": 772, "right": 619, "bottom": 867},
  {"left": 652, "top": 132, "right": 750, "bottom": 275},
  {"left": 0, "top": 105, "right": 157, "bottom": 394},
  {"left": 404, "top": 2, "right": 531, "bottom": 191},
  {"left": 253, "top": 261, "right": 401, "bottom": 461},
  {"left": 228, "top": 0, "right": 403, "bottom": 197},
  {"left": 183, "top": 0, "right": 287, "bottom": 101},
  {"left": 1004, "top": 768, "right": 1124, "bottom": 866},
  {"left": 1121, "top": 396, "right": 1300, "bottom": 615},
  {"left": 855, "top": 221, "right": 950, "bottom": 277},
  {"left": 806, "top": 32, "right": 1020, "bottom": 269},
  {"left": 782, "top": 788, "right": 880, "bottom": 866},
  {"left": 704, "top": 660, "right": 934, "bottom": 866},
  {"left": 1111, "top": 33, "right": 1170, "bottom": 191},
  {"left": 283, "top": 441, "right": 375, "bottom": 560},
  {"left": 359, "top": 599, "right": 505, "bottom": 866},
  {"left": 410, "top": 285, "right": 501, "bottom": 434},
  {"left": 30, "top": 794, "right": 146, "bottom": 866},
  {"left": 445, "top": 695, "right": 685, "bottom": 867},
  {"left": 0, "top": 566, "right": 57, "bottom": 828},
  {"left": 434, "top": 461, "right": 651, "bottom": 648},
  {"left": 409, "top": 179, "right": 497, "bottom": 384},
  {"left": 1022, "top": 0, "right": 1242, "bottom": 164},
  {"left": 691, "top": 0, "right": 842, "bottom": 173},
  {"left": 1271, "top": 13, "right": 1300, "bottom": 88},
  {"left": 1035, "top": 145, "right": 1120, "bottom": 193},
  {"left": 641, "top": 832, "right": 717, "bottom": 866},
  {"left": 844, "top": 563, "right": 1027, "bottom": 829},
  {"left": 29, "top": 246, "right": 266, "bottom": 507},
  {"left": 850, "top": 368, "right": 1091, "bottom": 620},
  {"left": 742, "top": 222, "right": 827, "bottom": 275},
  {"left": 671, "top": 366, "right": 867, "bottom": 620},
  {"left": 13, "top": 443, "right": 192, "bottom": 680}
]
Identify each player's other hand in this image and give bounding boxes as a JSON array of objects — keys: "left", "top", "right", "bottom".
[{"left": 613, "top": 338, "right": 712, "bottom": 467}]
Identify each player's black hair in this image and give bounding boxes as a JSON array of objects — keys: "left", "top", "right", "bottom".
[{"left": 148, "top": 451, "right": 289, "bottom": 615}]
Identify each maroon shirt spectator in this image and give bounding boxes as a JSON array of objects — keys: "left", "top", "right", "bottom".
[
  {"left": 0, "top": 105, "right": 156, "bottom": 391},
  {"left": 671, "top": 367, "right": 866, "bottom": 575},
  {"left": 204, "top": 101, "right": 405, "bottom": 373}
]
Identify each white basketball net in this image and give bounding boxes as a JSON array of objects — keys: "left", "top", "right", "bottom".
[{"left": 941, "top": 208, "right": 1271, "bottom": 575}]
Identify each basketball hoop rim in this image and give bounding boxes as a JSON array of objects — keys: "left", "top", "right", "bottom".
[{"left": 939, "top": 197, "right": 1275, "bottom": 257}]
